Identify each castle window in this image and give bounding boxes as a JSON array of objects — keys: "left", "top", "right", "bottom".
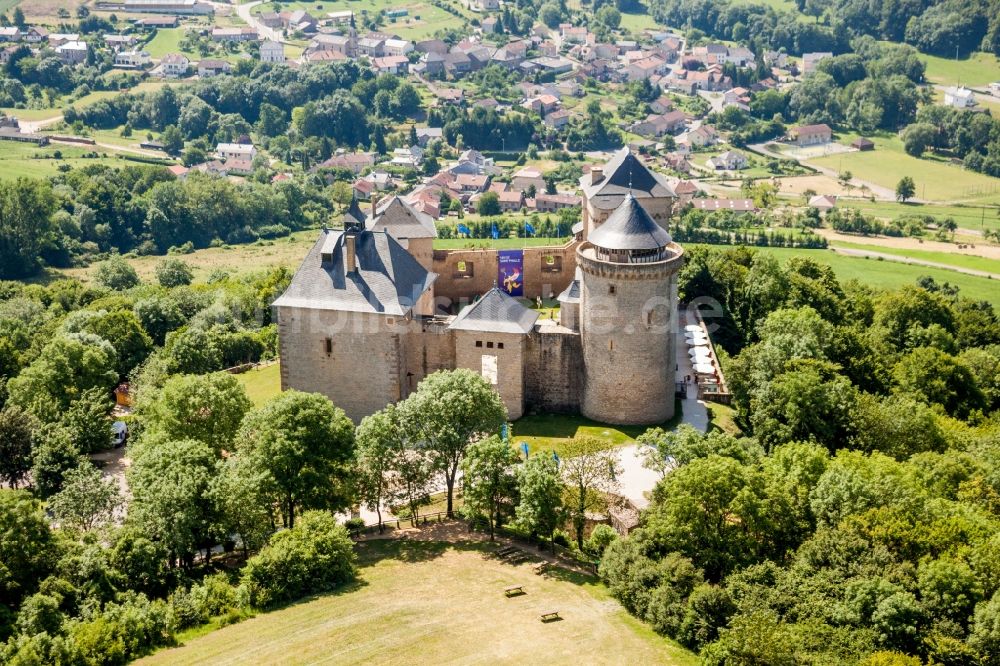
[
  {"left": 609, "top": 284, "right": 616, "bottom": 295},
  {"left": 486, "top": 341, "right": 494, "bottom": 349},
  {"left": 481, "top": 354, "right": 498, "bottom": 385},
  {"left": 475, "top": 340, "right": 483, "bottom": 348},
  {"left": 324, "top": 338, "right": 333, "bottom": 355},
  {"left": 497, "top": 342, "right": 504, "bottom": 349},
  {"left": 541, "top": 254, "right": 562, "bottom": 273},
  {"left": 453, "top": 260, "right": 475, "bottom": 279}
]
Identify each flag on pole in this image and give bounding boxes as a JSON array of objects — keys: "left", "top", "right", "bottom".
[
  {"left": 491, "top": 223, "right": 499, "bottom": 239},
  {"left": 501, "top": 423, "right": 509, "bottom": 441},
  {"left": 525, "top": 222, "right": 535, "bottom": 236},
  {"left": 457, "top": 223, "right": 471, "bottom": 236}
]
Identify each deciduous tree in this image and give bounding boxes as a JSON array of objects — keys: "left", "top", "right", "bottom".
[{"left": 461, "top": 435, "right": 520, "bottom": 540}]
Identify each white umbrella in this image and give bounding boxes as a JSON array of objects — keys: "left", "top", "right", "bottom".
[
  {"left": 693, "top": 362, "right": 715, "bottom": 374},
  {"left": 685, "top": 335, "right": 709, "bottom": 345},
  {"left": 684, "top": 324, "right": 703, "bottom": 333}
]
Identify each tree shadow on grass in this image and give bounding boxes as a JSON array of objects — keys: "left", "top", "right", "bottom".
[
  {"left": 356, "top": 538, "right": 493, "bottom": 566},
  {"left": 540, "top": 565, "right": 599, "bottom": 587}
]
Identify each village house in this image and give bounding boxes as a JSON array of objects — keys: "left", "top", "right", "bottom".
[
  {"left": 308, "top": 33, "right": 355, "bottom": 57},
  {"left": 416, "top": 39, "right": 449, "bottom": 55},
  {"left": 317, "top": 152, "right": 375, "bottom": 175},
  {"left": 384, "top": 38, "right": 413, "bottom": 56},
  {"left": 415, "top": 127, "right": 443, "bottom": 147},
  {"left": 104, "top": 34, "right": 138, "bottom": 50},
  {"left": 23, "top": 26, "right": 48, "bottom": 43},
  {"left": 390, "top": 145, "right": 424, "bottom": 168},
  {"left": 160, "top": 52, "right": 190, "bottom": 77},
  {"left": 197, "top": 59, "right": 231, "bottom": 77},
  {"left": 672, "top": 179, "right": 698, "bottom": 204},
  {"left": 544, "top": 109, "right": 572, "bottom": 130},
  {"left": 373, "top": 55, "right": 409, "bottom": 74},
  {"left": 0, "top": 27, "right": 20, "bottom": 42},
  {"left": 258, "top": 11, "right": 282, "bottom": 28},
  {"left": 511, "top": 167, "right": 546, "bottom": 193},
  {"left": 534, "top": 192, "right": 581, "bottom": 212},
  {"left": 706, "top": 150, "right": 748, "bottom": 171},
  {"left": 691, "top": 197, "right": 757, "bottom": 213},
  {"left": 801, "top": 51, "right": 832, "bottom": 75},
  {"left": 808, "top": 195, "right": 837, "bottom": 211},
  {"left": 48, "top": 33, "right": 80, "bottom": 47},
  {"left": 211, "top": 26, "right": 258, "bottom": 42},
  {"left": 498, "top": 190, "right": 525, "bottom": 212},
  {"left": 358, "top": 35, "right": 386, "bottom": 57},
  {"left": 627, "top": 55, "right": 667, "bottom": 81},
  {"left": 790, "top": 123, "right": 833, "bottom": 147},
  {"left": 521, "top": 94, "right": 560, "bottom": 114},
  {"left": 260, "top": 40, "right": 285, "bottom": 63},
  {"left": 56, "top": 41, "right": 89, "bottom": 65},
  {"left": 217, "top": 141, "right": 257, "bottom": 162},
  {"left": 851, "top": 137, "right": 875, "bottom": 151},
  {"left": 630, "top": 110, "right": 687, "bottom": 138},
  {"left": 455, "top": 173, "right": 491, "bottom": 193},
  {"left": 684, "top": 125, "right": 719, "bottom": 148},
  {"left": 115, "top": 50, "right": 152, "bottom": 68}
]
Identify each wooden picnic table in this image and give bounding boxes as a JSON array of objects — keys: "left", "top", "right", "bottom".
[
  {"left": 504, "top": 585, "right": 524, "bottom": 597},
  {"left": 539, "top": 610, "right": 560, "bottom": 622}
]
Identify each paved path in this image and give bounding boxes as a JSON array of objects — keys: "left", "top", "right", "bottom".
[
  {"left": 830, "top": 246, "right": 1000, "bottom": 279},
  {"left": 614, "top": 312, "right": 711, "bottom": 509},
  {"left": 232, "top": 0, "right": 286, "bottom": 43}
]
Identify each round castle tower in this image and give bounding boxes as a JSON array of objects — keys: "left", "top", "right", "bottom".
[{"left": 577, "top": 194, "right": 684, "bottom": 425}]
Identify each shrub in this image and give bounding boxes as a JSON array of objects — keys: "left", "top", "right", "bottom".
[
  {"left": 153, "top": 258, "right": 193, "bottom": 288},
  {"left": 94, "top": 255, "right": 140, "bottom": 291},
  {"left": 237, "top": 511, "right": 356, "bottom": 609},
  {"left": 585, "top": 524, "right": 619, "bottom": 556}
]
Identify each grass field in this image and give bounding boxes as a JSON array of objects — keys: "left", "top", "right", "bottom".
[
  {"left": 809, "top": 133, "right": 1000, "bottom": 204},
  {"left": 143, "top": 28, "right": 186, "bottom": 58},
  {"left": 724, "top": 245, "right": 1000, "bottom": 307},
  {"left": 140, "top": 539, "right": 697, "bottom": 666},
  {"left": 234, "top": 363, "right": 282, "bottom": 407},
  {"left": 56, "top": 230, "right": 321, "bottom": 284},
  {"left": 0, "top": 141, "right": 123, "bottom": 179},
  {"left": 512, "top": 403, "right": 681, "bottom": 456},
  {"left": 921, "top": 51, "right": 1000, "bottom": 87},
  {"left": 831, "top": 240, "right": 1000, "bottom": 275},
  {"left": 254, "top": 0, "right": 468, "bottom": 40}
]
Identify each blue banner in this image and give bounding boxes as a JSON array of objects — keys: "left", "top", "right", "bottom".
[{"left": 498, "top": 249, "right": 524, "bottom": 296}]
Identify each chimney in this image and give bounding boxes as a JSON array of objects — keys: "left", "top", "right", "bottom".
[
  {"left": 345, "top": 234, "right": 357, "bottom": 273},
  {"left": 591, "top": 167, "right": 603, "bottom": 186},
  {"left": 370, "top": 193, "right": 379, "bottom": 216}
]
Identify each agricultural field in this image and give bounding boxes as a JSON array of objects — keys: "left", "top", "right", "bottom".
[
  {"left": 140, "top": 540, "right": 698, "bottom": 666},
  {"left": 143, "top": 28, "right": 189, "bottom": 59},
  {"left": 920, "top": 51, "right": 1000, "bottom": 87},
  {"left": 809, "top": 133, "right": 1000, "bottom": 205}
]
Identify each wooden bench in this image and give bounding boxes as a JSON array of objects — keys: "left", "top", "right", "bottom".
[
  {"left": 533, "top": 562, "right": 547, "bottom": 575},
  {"left": 540, "top": 610, "right": 560, "bottom": 622},
  {"left": 504, "top": 585, "right": 524, "bottom": 597}
]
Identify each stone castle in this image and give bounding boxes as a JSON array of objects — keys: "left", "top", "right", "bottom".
[{"left": 273, "top": 148, "right": 685, "bottom": 425}]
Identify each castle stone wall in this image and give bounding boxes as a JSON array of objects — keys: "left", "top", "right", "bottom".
[
  {"left": 277, "top": 306, "right": 411, "bottom": 422},
  {"left": 431, "top": 243, "right": 578, "bottom": 305},
  {"left": 524, "top": 326, "right": 583, "bottom": 414},
  {"left": 454, "top": 329, "right": 527, "bottom": 419}
]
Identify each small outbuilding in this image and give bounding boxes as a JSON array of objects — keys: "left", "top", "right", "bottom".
[{"left": 851, "top": 137, "right": 874, "bottom": 151}]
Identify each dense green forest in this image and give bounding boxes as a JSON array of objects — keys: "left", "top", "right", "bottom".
[
  {"left": 599, "top": 246, "right": 1000, "bottom": 664},
  {"left": 648, "top": 0, "right": 1000, "bottom": 56}
]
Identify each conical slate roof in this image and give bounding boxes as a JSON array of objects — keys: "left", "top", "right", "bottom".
[
  {"left": 588, "top": 194, "right": 672, "bottom": 251},
  {"left": 449, "top": 287, "right": 539, "bottom": 334},
  {"left": 366, "top": 195, "right": 437, "bottom": 239}
]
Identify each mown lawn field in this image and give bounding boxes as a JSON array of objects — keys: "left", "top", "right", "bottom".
[
  {"left": 512, "top": 403, "right": 682, "bottom": 456},
  {"left": 140, "top": 539, "right": 697, "bottom": 666},
  {"left": 810, "top": 133, "right": 1000, "bottom": 204},
  {"left": 234, "top": 363, "right": 282, "bottom": 407},
  {"left": 921, "top": 51, "right": 1000, "bottom": 87}
]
